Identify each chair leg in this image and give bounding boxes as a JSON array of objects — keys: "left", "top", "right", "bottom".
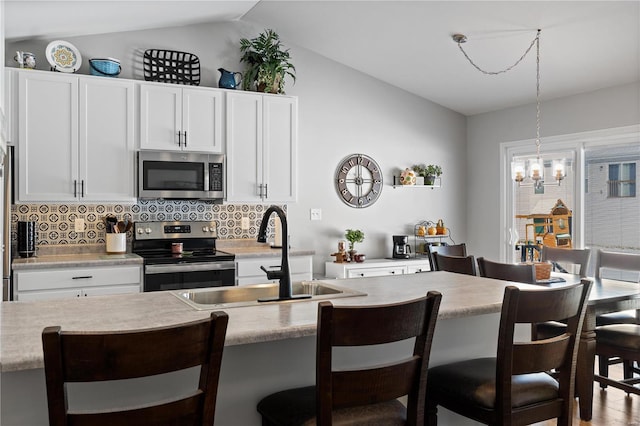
[
  {"left": 598, "top": 356, "right": 609, "bottom": 389},
  {"left": 623, "top": 359, "right": 635, "bottom": 379},
  {"left": 426, "top": 399, "right": 438, "bottom": 425}
]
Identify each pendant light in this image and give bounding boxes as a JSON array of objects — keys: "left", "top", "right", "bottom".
[{"left": 453, "top": 29, "right": 566, "bottom": 187}]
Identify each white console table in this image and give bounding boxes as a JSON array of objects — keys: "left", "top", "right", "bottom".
[{"left": 325, "top": 258, "right": 431, "bottom": 279}]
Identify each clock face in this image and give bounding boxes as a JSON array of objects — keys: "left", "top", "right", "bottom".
[{"left": 335, "top": 154, "right": 383, "bottom": 208}]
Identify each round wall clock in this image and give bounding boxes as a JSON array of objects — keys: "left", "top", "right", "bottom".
[{"left": 335, "top": 154, "right": 383, "bottom": 208}]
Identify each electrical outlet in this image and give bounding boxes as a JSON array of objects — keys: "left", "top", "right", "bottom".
[
  {"left": 241, "top": 217, "right": 250, "bottom": 230},
  {"left": 74, "top": 218, "right": 85, "bottom": 233},
  {"left": 310, "top": 208, "right": 322, "bottom": 221}
]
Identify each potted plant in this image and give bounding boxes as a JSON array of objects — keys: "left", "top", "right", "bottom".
[
  {"left": 424, "top": 164, "right": 443, "bottom": 185},
  {"left": 412, "top": 164, "right": 427, "bottom": 185},
  {"left": 345, "top": 229, "right": 364, "bottom": 261},
  {"left": 239, "top": 29, "right": 296, "bottom": 94}
]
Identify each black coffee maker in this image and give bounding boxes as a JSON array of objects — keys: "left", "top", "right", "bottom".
[{"left": 392, "top": 235, "right": 411, "bottom": 259}]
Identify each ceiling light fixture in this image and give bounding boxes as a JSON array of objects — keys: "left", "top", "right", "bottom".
[{"left": 453, "top": 29, "right": 566, "bottom": 189}]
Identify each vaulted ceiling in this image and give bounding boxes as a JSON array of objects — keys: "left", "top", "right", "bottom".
[{"left": 5, "top": 1, "right": 639, "bottom": 116}]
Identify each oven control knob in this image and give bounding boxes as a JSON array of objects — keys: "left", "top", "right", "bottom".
[
  {"left": 202, "top": 226, "right": 209, "bottom": 232},
  {"left": 145, "top": 227, "right": 152, "bottom": 234}
]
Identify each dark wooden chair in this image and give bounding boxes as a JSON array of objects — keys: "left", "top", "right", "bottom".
[
  {"left": 540, "top": 246, "right": 591, "bottom": 277},
  {"left": 426, "top": 243, "right": 467, "bottom": 271},
  {"left": 587, "top": 250, "right": 640, "bottom": 387},
  {"left": 532, "top": 247, "right": 592, "bottom": 340},
  {"left": 432, "top": 253, "right": 477, "bottom": 276},
  {"left": 42, "top": 311, "right": 229, "bottom": 426},
  {"left": 257, "top": 292, "right": 442, "bottom": 426},
  {"left": 595, "top": 323, "right": 640, "bottom": 395},
  {"left": 427, "top": 280, "right": 592, "bottom": 426},
  {"left": 595, "top": 249, "right": 640, "bottom": 326},
  {"left": 477, "top": 256, "right": 537, "bottom": 284}
]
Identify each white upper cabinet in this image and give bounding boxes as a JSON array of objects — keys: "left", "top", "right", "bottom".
[
  {"left": 79, "top": 77, "right": 136, "bottom": 201},
  {"left": 139, "top": 83, "right": 223, "bottom": 153},
  {"left": 18, "top": 71, "right": 79, "bottom": 201},
  {"left": 16, "top": 70, "right": 135, "bottom": 202},
  {"left": 226, "top": 91, "right": 297, "bottom": 203}
]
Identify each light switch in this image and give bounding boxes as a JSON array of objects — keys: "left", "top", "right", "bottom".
[
  {"left": 310, "top": 208, "right": 322, "bottom": 221},
  {"left": 74, "top": 218, "right": 85, "bottom": 233},
  {"left": 241, "top": 217, "right": 250, "bottom": 230}
]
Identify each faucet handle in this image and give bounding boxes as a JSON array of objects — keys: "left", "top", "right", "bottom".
[{"left": 260, "top": 265, "right": 283, "bottom": 280}]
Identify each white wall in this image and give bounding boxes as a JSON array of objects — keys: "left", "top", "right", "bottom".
[
  {"left": 6, "top": 21, "right": 468, "bottom": 275},
  {"left": 466, "top": 82, "right": 640, "bottom": 261}
]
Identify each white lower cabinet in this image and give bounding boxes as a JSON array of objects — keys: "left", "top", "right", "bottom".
[
  {"left": 236, "top": 256, "right": 313, "bottom": 286},
  {"left": 14, "top": 265, "right": 142, "bottom": 301},
  {"left": 325, "top": 259, "right": 431, "bottom": 279}
]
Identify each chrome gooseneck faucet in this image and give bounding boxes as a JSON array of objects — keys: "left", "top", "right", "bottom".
[{"left": 257, "top": 206, "right": 310, "bottom": 302}]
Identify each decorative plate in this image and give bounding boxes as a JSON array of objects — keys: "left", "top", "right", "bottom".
[{"left": 46, "top": 40, "right": 82, "bottom": 72}]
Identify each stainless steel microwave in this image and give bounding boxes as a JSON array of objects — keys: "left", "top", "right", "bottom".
[{"left": 137, "top": 151, "right": 225, "bottom": 200}]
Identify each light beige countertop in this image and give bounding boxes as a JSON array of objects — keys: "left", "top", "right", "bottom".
[
  {"left": 12, "top": 253, "right": 143, "bottom": 270},
  {"left": 11, "top": 241, "right": 314, "bottom": 271},
  {"left": 217, "top": 240, "right": 315, "bottom": 258},
  {"left": 0, "top": 271, "right": 539, "bottom": 373}
]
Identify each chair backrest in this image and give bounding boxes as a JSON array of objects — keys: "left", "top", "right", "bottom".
[
  {"left": 42, "top": 311, "right": 229, "bottom": 426},
  {"left": 477, "top": 257, "right": 537, "bottom": 284},
  {"left": 495, "top": 280, "right": 592, "bottom": 423},
  {"left": 316, "top": 291, "right": 442, "bottom": 426},
  {"left": 541, "top": 246, "right": 591, "bottom": 277},
  {"left": 427, "top": 243, "right": 467, "bottom": 271},
  {"left": 432, "top": 253, "right": 477, "bottom": 276},
  {"left": 594, "top": 249, "right": 640, "bottom": 282}
]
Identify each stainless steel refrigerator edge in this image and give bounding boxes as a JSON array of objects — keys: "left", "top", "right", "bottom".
[{"left": 2, "top": 145, "right": 12, "bottom": 301}]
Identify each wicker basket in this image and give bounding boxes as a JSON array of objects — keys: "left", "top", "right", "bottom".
[
  {"left": 143, "top": 49, "right": 200, "bottom": 86},
  {"left": 534, "top": 262, "right": 552, "bottom": 280}
]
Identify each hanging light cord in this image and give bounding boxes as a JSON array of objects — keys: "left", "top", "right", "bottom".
[
  {"left": 534, "top": 30, "right": 541, "bottom": 156},
  {"left": 456, "top": 29, "right": 542, "bottom": 153},
  {"left": 455, "top": 30, "right": 541, "bottom": 76}
]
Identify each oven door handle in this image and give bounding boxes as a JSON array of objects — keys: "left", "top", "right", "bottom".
[{"left": 145, "top": 261, "right": 236, "bottom": 274}]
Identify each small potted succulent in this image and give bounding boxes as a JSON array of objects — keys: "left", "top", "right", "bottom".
[
  {"left": 345, "top": 229, "right": 364, "bottom": 262},
  {"left": 423, "top": 164, "right": 443, "bottom": 185}
]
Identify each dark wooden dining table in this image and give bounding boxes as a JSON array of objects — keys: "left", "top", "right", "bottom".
[{"left": 543, "top": 274, "right": 640, "bottom": 420}]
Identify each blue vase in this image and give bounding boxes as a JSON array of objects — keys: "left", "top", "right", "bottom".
[{"left": 218, "top": 68, "right": 243, "bottom": 89}]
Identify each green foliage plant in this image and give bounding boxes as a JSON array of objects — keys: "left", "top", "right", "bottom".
[
  {"left": 239, "top": 29, "right": 296, "bottom": 94},
  {"left": 345, "top": 229, "right": 365, "bottom": 251}
]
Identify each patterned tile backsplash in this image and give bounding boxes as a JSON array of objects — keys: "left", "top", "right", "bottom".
[{"left": 11, "top": 200, "right": 283, "bottom": 246}]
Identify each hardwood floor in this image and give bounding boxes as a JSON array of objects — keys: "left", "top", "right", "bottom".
[{"left": 535, "top": 364, "right": 640, "bottom": 426}]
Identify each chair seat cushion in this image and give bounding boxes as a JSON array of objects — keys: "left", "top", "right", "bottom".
[
  {"left": 596, "top": 310, "right": 639, "bottom": 326},
  {"left": 257, "top": 385, "right": 407, "bottom": 426},
  {"left": 427, "top": 357, "right": 559, "bottom": 409},
  {"left": 596, "top": 324, "right": 640, "bottom": 351}
]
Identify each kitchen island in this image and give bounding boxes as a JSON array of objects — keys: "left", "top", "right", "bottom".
[{"left": 2, "top": 271, "right": 535, "bottom": 425}]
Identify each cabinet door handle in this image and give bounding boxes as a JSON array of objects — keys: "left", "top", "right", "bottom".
[
  {"left": 359, "top": 273, "right": 365, "bottom": 277},
  {"left": 72, "top": 275, "right": 93, "bottom": 280},
  {"left": 81, "top": 180, "right": 85, "bottom": 198},
  {"left": 176, "top": 131, "right": 182, "bottom": 147},
  {"left": 390, "top": 271, "right": 395, "bottom": 274},
  {"left": 264, "top": 183, "right": 268, "bottom": 199},
  {"left": 73, "top": 180, "right": 77, "bottom": 197},
  {"left": 183, "top": 131, "right": 187, "bottom": 147}
]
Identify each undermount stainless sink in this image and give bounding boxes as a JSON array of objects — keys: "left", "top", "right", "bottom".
[{"left": 172, "top": 281, "right": 367, "bottom": 310}]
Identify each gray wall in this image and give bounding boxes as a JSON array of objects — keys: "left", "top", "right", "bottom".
[
  {"left": 466, "top": 82, "right": 640, "bottom": 261},
  {"left": 6, "top": 21, "right": 468, "bottom": 276}
]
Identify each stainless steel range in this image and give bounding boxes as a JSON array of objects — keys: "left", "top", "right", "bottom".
[{"left": 132, "top": 221, "right": 235, "bottom": 292}]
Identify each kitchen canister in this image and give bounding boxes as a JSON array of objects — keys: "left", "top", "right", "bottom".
[
  {"left": 106, "top": 233, "right": 126, "bottom": 254},
  {"left": 17, "top": 221, "right": 37, "bottom": 258}
]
